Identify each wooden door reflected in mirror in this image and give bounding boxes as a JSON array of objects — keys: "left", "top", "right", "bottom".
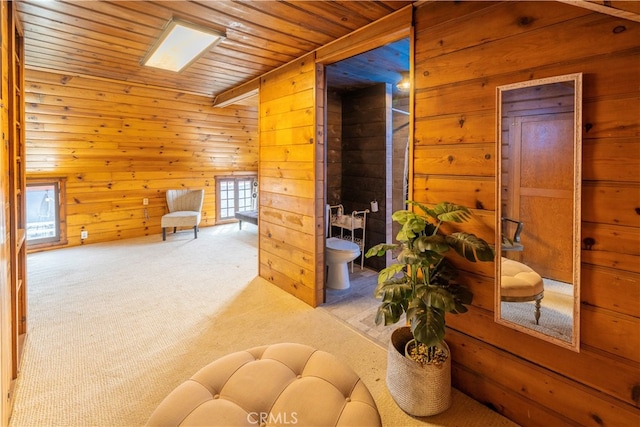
[{"left": 496, "top": 73, "right": 582, "bottom": 351}]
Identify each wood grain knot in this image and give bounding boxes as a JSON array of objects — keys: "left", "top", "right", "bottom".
[
  {"left": 583, "top": 237, "right": 595, "bottom": 250},
  {"left": 517, "top": 16, "right": 535, "bottom": 27},
  {"left": 632, "top": 384, "right": 640, "bottom": 405}
]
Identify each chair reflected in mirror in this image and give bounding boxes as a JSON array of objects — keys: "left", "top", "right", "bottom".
[
  {"left": 501, "top": 217, "right": 524, "bottom": 252},
  {"left": 500, "top": 217, "right": 544, "bottom": 325},
  {"left": 496, "top": 73, "right": 581, "bottom": 351},
  {"left": 500, "top": 257, "right": 544, "bottom": 325}
]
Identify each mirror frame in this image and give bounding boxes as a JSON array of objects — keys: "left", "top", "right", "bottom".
[{"left": 495, "top": 73, "right": 582, "bottom": 352}]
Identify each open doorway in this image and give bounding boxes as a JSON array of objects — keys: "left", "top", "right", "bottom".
[
  {"left": 325, "top": 38, "right": 410, "bottom": 270},
  {"left": 321, "top": 38, "right": 410, "bottom": 345}
]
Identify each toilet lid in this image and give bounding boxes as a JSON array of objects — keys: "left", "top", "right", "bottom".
[{"left": 327, "top": 237, "right": 360, "bottom": 252}]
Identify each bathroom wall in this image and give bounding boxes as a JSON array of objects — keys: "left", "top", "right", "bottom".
[
  {"left": 341, "top": 84, "right": 391, "bottom": 271},
  {"left": 326, "top": 90, "right": 342, "bottom": 206},
  {"left": 327, "top": 85, "right": 409, "bottom": 270}
]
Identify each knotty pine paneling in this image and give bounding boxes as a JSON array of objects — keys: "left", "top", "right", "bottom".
[
  {"left": 17, "top": 1, "right": 411, "bottom": 98},
  {"left": 413, "top": 1, "right": 640, "bottom": 425},
  {"left": 24, "top": 69, "right": 258, "bottom": 248},
  {"left": 1, "top": 2, "right": 12, "bottom": 424},
  {"left": 259, "top": 54, "right": 322, "bottom": 307}
]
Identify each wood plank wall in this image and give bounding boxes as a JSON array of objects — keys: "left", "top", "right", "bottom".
[
  {"left": 1, "top": 3, "right": 12, "bottom": 424},
  {"left": 326, "top": 90, "right": 342, "bottom": 205},
  {"left": 24, "top": 70, "right": 258, "bottom": 248},
  {"left": 413, "top": 1, "right": 640, "bottom": 425},
  {"left": 258, "top": 54, "right": 323, "bottom": 307},
  {"left": 326, "top": 87, "right": 409, "bottom": 271},
  {"left": 341, "top": 84, "right": 390, "bottom": 271}
]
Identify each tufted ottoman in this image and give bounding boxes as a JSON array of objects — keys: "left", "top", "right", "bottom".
[
  {"left": 501, "top": 257, "right": 544, "bottom": 324},
  {"left": 146, "top": 343, "right": 381, "bottom": 426}
]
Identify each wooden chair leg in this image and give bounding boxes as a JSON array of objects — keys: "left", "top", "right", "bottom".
[
  {"left": 162, "top": 228, "right": 166, "bottom": 241},
  {"left": 534, "top": 298, "right": 542, "bottom": 325},
  {"left": 173, "top": 227, "right": 177, "bottom": 233},
  {"left": 194, "top": 225, "right": 198, "bottom": 239}
]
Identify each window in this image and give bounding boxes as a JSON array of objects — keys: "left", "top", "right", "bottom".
[
  {"left": 26, "top": 178, "right": 67, "bottom": 248},
  {"left": 215, "top": 176, "right": 257, "bottom": 222}
]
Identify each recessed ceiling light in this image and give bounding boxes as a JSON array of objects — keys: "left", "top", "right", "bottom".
[{"left": 142, "top": 18, "right": 225, "bottom": 72}]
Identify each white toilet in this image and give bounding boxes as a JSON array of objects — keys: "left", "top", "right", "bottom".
[{"left": 326, "top": 205, "right": 361, "bottom": 290}]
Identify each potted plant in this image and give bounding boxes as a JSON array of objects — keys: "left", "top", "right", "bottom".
[{"left": 365, "top": 201, "right": 494, "bottom": 416}]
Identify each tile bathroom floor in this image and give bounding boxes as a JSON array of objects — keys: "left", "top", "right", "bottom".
[{"left": 322, "top": 265, "right": 397, "bottom": 347}]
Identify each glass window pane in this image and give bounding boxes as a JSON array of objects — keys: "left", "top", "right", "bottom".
[
  {"left": 217, "top": 176, "right": 256, "bottom": 220},
  {"left": 26, "top": 183, "right": 60, "bottom": 243}
]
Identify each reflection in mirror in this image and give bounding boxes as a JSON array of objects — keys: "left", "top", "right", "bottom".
[{"left": 496, "top": 74, "right": 582, "bottom": 351}]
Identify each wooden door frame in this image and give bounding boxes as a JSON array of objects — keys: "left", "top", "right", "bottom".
[{"left": 314, "top": 6, "right": 414, "bottom": 303}]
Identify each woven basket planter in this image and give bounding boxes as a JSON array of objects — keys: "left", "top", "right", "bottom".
[{"left": 386, "top": 327, "right": 452, "bottom": 416}]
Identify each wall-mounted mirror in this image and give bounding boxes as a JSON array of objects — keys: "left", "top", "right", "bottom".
[{"left": 495, "top": 73, "right": 582, "bottom": 352}]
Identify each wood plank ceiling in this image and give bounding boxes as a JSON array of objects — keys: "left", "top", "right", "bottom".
[
  {"left": 16, "top": 0, "right": 412, "bottom": 98},
  {"left": 15, "top": 1, "right": 640, "bottom": 100}
]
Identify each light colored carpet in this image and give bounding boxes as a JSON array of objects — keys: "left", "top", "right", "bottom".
[
  {"left": 10, "top": 224, "right": 516, "bottom": 427},
  {"left": 501, "top": 278, "right": 574, "bottom": 342}
]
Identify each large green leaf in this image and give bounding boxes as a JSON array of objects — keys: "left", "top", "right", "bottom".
[
  {"left": 374, "top": 276, "right": 411, "bottom": 302},
  {"left": 365, "top": 243, "right": 398, "bottom": 258},
  {"left": 446, "top": 232, "right": 495, "bottom": 262},
  {"left": 414, "top": 234, "right": 449, "bottom": 254},
  {"left": 375, "top": 302, "right": 405, "bottom": 326},
  {"left": 376, "top": 263, "right": 405, "bottom": 284},
  {"left": 407, "top": 299, "right": 446, "bottom": 347},
  {"left": 433, "top": 202, "right": 471, "bottom": 223},
  {"left": 423, "top": 286, "right": 458, "bottom": 313},
  {"left": 448, "top": 285, "right": 474, "bottom": 313},
  {"left": 430, "top": 258, "right": 458, "bottom": 285},
  {"left": 396, "top": 248, "right": 430, "bottom": 266},
  {"left": 406, "top": 200, "right": 438, "bottom": 220},
  {"left": 391, "top": 209, "right": 412, "bottom": 225},
  {"left": 374, "top": 277, "right": 411, "bottom": 326},
  {"left": 396, "top": 213, "right": 426, "bottom": 241}
]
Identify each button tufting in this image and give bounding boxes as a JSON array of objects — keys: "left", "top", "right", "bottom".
[{"left": 146, "top": 343, "right": 381, "bottom": 426}]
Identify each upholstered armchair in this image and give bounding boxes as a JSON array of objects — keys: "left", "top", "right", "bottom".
[{"left": 161, "top": 189, "right": 205, "bottom": 241}]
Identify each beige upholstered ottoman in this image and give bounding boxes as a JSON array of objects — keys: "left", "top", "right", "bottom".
[
  {"left": 146, "top": 343, "right": 381, "bottom": 427},
  {"left": 501, "top": 257, "right": 544, "bottom": 324}
]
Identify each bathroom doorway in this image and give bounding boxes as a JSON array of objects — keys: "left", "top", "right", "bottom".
[
  {"left": 321, "top": 38, "right": 410, "bottom": 331},
  {"left": 325, "top": 38, "right": 410, "bottom": 273}
]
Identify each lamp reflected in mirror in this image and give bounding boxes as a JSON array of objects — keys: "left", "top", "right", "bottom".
[
  {"left": 396, "top": 71, "right": 410, "bottom": 92},
  {"left": 495, "top": 73, "right": 582, "bottom": 352}
]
